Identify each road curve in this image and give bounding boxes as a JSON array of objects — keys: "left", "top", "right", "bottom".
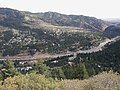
[{"left": 0, "top": 36, "right": 120, "bottom": 61}]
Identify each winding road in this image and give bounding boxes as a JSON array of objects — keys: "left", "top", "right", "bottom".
[
  {"left": 35, "top": 36, "right": 120, "bottom": 58},
  {"left": 0, "top": 36, "right": 120, "bottom": 61}
]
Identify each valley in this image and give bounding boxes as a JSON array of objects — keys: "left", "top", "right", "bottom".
[
  {"left": 0, "top": 36, "right": 119, "bottom": 60},
  {"left": 0, "top": 8, "right": 120, "bottom": 90},
  {"left": 0, "top": 8, "right": 108, "bottom": 57}
]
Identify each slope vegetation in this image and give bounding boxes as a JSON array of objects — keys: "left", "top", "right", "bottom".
[
  {"left": 0, "top": 8, "right": 107, "bottom": 56},
  {"left": 0, "top": 72, "right": 119, "bottom": 90}
]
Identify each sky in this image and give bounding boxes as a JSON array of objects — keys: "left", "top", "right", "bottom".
[{"left": 0, "top": 0, "right": 120, "bottom": 19}]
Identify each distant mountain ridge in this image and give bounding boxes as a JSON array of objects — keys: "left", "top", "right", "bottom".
[
  {"left": 0, "top": 8, "right": 109, "bottom": 31},
  {"left": 37, "top": 11, "right": 109, "bottom": 31},
  {"left": 104, "top": 25, "right": 120, "bottom": 37}
]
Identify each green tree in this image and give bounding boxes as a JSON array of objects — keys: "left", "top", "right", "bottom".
[
  {"left": 0, "top": 73, "right": 3, "bottom": 81},
  {"left": 1, "top": 60, "right": 18, "bottom": 80},
  {"left": 29, "top": 49, "right": 36, "bottom": 56},
  {"left": 0, "top": 73, "right": 59, "bottom": 90},
  {"left": 88, "top": 67, "right": 96, "bottom": 76},
  {"left": 33, "top": 61, "right": 50, "bottom": 77},
  {"left": 51, "top": 68, "right": 66, "bottom": 79},
  {"left": 62, "top": 65, "right": 75, "bottom": 79},
  {"left": 75, "top": 63, "right": 89, "bottom": 79}
]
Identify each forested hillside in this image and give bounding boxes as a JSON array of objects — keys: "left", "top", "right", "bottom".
[
  {"left": 0, "top": 8, "right": 107, "bottom": 56},
  {"left": 104, "top": 25, "right": 120, "bottom": 37},
  {"left": 44, "top": 39, "right": 120, "bottom": 79},
  {"left": 0, "top": 60, "right": 119, "bottom": 90}
]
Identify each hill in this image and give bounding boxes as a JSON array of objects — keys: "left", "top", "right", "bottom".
[
  {"left": 0, "top": 8, "right": 108, "bottom": 56},
  {"left": 104, "top": 25, "right": 120, "bottom": 37},
  {"left": 0, "top": 72, "right": 119, "bottom": 90},
  {"left": 36, "top": 11, "right": 108, "bottom": 31},
  {"left": 45, "top": 38, "right": 120, "bottom": 77},
  {"left": 0, "top": 8, "right": 109, "bottom": 31},
  {"left": 60, "top": 72, "right": 120, "bottom": 90}
]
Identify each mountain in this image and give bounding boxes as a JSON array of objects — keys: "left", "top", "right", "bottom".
[
  {"left": 0, "top": 8, "right": 109, "bottom": 31},
  {"left": 34, "top": 12, "right": 109, "bottom": 31},
  {"left": 104, "top": 25, "right": 120, "bottom": 37},
  {"left": 0, "top": 8, "right": 109, "bottom": 56}
]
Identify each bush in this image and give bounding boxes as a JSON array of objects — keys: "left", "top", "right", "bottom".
[
  {"left": 0, "top": 73, "right": 59, "bottom": 90},
  {"left": 0, "top": 72, "right": 119, "bottom": 90}
]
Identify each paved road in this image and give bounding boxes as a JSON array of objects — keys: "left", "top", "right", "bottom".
[
  {"left": 36, "top": 36, "right": 120, "bottom": 58},
  {"left": 0, "top": 36, "right": 120, "bottom": 61}
]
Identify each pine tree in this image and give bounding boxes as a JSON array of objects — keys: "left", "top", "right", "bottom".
[
  {"left": 76, "top": 63, "right": 89, "bottom": 79},
  {"left": 33, "top": 61, "right": 50, "bottom": 77},
  {"left": 51, "top": 67, "right": 66, "bottom": 79},
  {"left": 88, "top": 67, "right": 96, "bottom": 76},
  {"left": 1, "top": 60, "right": 18, "bottom": 80}
]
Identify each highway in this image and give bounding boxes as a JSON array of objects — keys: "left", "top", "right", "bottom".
[{"left": 0, "top": 36, "right": 120, "bottom": 61}]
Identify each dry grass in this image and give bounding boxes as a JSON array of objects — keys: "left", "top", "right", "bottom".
[
  {"left": 0, "top": 72, "right": 119, "bottom": 90},
  {"left": 59, "top": 72, "right": 120, "bottom": 90}
]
